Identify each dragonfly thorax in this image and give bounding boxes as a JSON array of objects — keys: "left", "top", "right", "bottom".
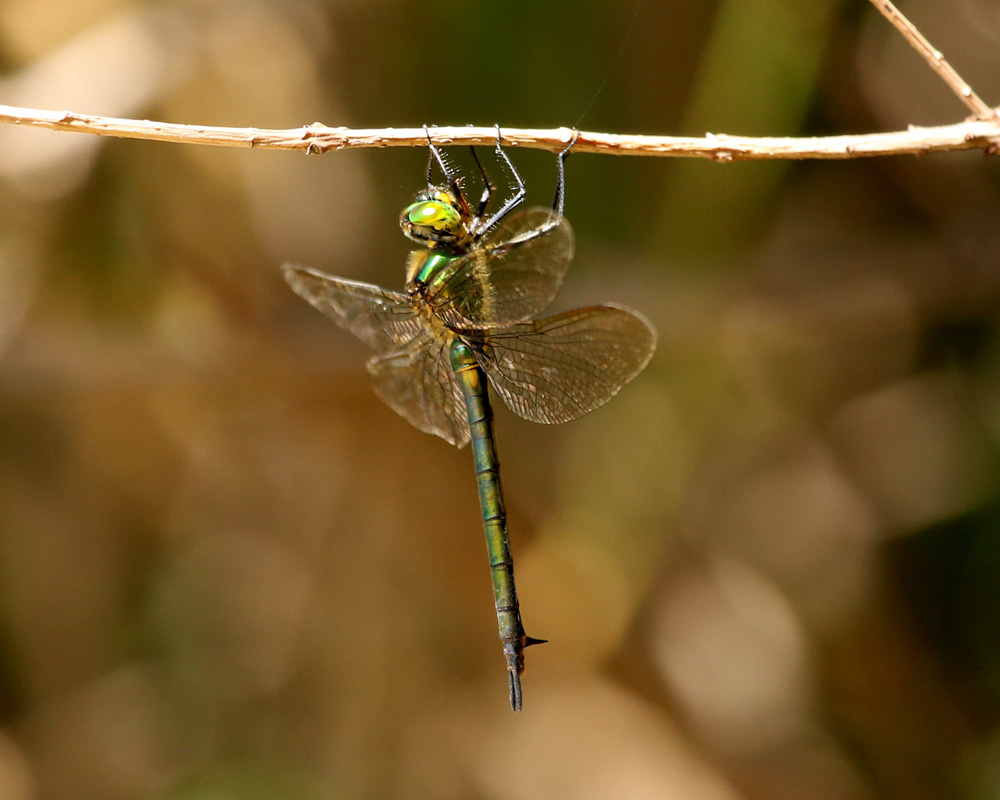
[
  {"left": 405, "top": 249, "right": 458, "bottom": 295},
  {"left": 400, "top": 187, "right": 473, "bottom": 250}
]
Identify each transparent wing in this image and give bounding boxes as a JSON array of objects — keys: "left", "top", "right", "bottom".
[
  {"left": 366, "top": 331, "right": 470, "bottom": 448},
  {"left": 283, "top": 263, "right": 470, "bottom": 445},
  {"left": 282, "top": 263, "right": 422, "bottom": 354},
  {"left": 472, "top": 305, "right": 657, "bottom": 424},
  {"left": 426, "top": 208, "right": 575, "bottom": 326}
]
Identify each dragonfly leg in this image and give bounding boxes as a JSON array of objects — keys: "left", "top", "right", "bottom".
[
  {"left": 549, "top": 128, "right": 581, "bottom": 225},
  {"left": 472, "top": 125, "right": 527, "bottom": 239},
  {"left": 423, "top": 125, "right": 435, "bottom": 187},
  {"left": 468, "top": 142, "right": 494, "bottom": 223},
  {"left": 423, "top": 124, "right": 463, "bottom": 198},
  {"left": 482, "top": 128, "right": 580, "bottom": 257}
]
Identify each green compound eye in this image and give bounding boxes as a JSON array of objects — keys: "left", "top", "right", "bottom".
[{"left": 406, "top": 201, "right": 460, "bottom": 231}]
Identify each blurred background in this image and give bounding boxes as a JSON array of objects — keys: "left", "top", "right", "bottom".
[{"left": 1, "top": 0, "right": 999, "bottom": 798}]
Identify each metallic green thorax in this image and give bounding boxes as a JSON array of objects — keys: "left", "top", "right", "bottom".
[
  {"left": 449, "top": 339, "right": 540, "bottom": 711},
  {"left": 413, "top": 251, "right": 455, "bottom": 290}
]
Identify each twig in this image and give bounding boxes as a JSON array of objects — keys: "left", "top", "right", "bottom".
[
  {"left": 0, "top": 2, "right": 995, "bottom": 160},
  {"left": 867, "top": 0, "right": 997, "bottom": 120},
  {"left": 1, "top": 105, "right": 999, "bottom": 160}
]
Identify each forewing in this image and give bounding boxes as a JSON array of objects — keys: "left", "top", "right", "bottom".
[
  {"left": 426, "top": 208, "right": 574, "bottom": 326},
  {"left": 473, "top": 305, "right": 657, "bottom": 424},
  {"left": 282, "top": 263, "right": 422, "bottom": 353},
  {"left": 366, "top": 332, "right": 470, "bottom": 448}
]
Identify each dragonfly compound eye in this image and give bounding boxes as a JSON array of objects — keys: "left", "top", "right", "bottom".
[{"left": 405, "top": 200, "right": 461, "bottom": 232}]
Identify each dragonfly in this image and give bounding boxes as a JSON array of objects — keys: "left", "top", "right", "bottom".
[{"left": 282, "top": 127, "right": 656, "bottom": 711}]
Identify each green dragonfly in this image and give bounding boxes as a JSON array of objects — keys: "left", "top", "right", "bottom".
[{"left": 282, "top": 128, "right": 656, "bottom": 711}]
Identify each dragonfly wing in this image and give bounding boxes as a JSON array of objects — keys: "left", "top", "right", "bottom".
[
  {"left": 282, "top": 263, "right": 422, "bottom": 353},
  {"left": 427, "top": 208, "right": 574, "bottom": 326},
  {"left": 473, "top": 305, "right": 657, "bottom": 424},
  {"left": 367, "top": 332, "right": 471, "bottom": 448}
]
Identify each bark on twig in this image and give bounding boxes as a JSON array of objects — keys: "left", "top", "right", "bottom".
[{"left": 1, "top": 106, "right": 999, "bottom": 160}]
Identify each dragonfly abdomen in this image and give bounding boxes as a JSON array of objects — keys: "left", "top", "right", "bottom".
[{"left": 450, "top": 339, "right": 542, "bottom": 711}]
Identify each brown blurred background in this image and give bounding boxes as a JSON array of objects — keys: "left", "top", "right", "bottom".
[{"left": 1, "top": 0, "right": 1000, "bottom": 798}]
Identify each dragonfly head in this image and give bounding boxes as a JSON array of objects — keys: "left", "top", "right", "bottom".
[{"left": 400, "top": 188, "right": 469, "bottom": 248}]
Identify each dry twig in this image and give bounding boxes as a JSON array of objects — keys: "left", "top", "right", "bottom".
[
  {"left": 0, "top": 0, "right": 996, "bottom": 159},
  {"left": 1, "top": 106, "right": 998, "bottom": 161},
  {"left": 868, "top": 0, "right": 996, "bottom": 120}
]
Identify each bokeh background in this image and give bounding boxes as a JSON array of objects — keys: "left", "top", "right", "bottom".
[{"left": 1, "top": 0, "right": 1000, "bottom": 798}]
